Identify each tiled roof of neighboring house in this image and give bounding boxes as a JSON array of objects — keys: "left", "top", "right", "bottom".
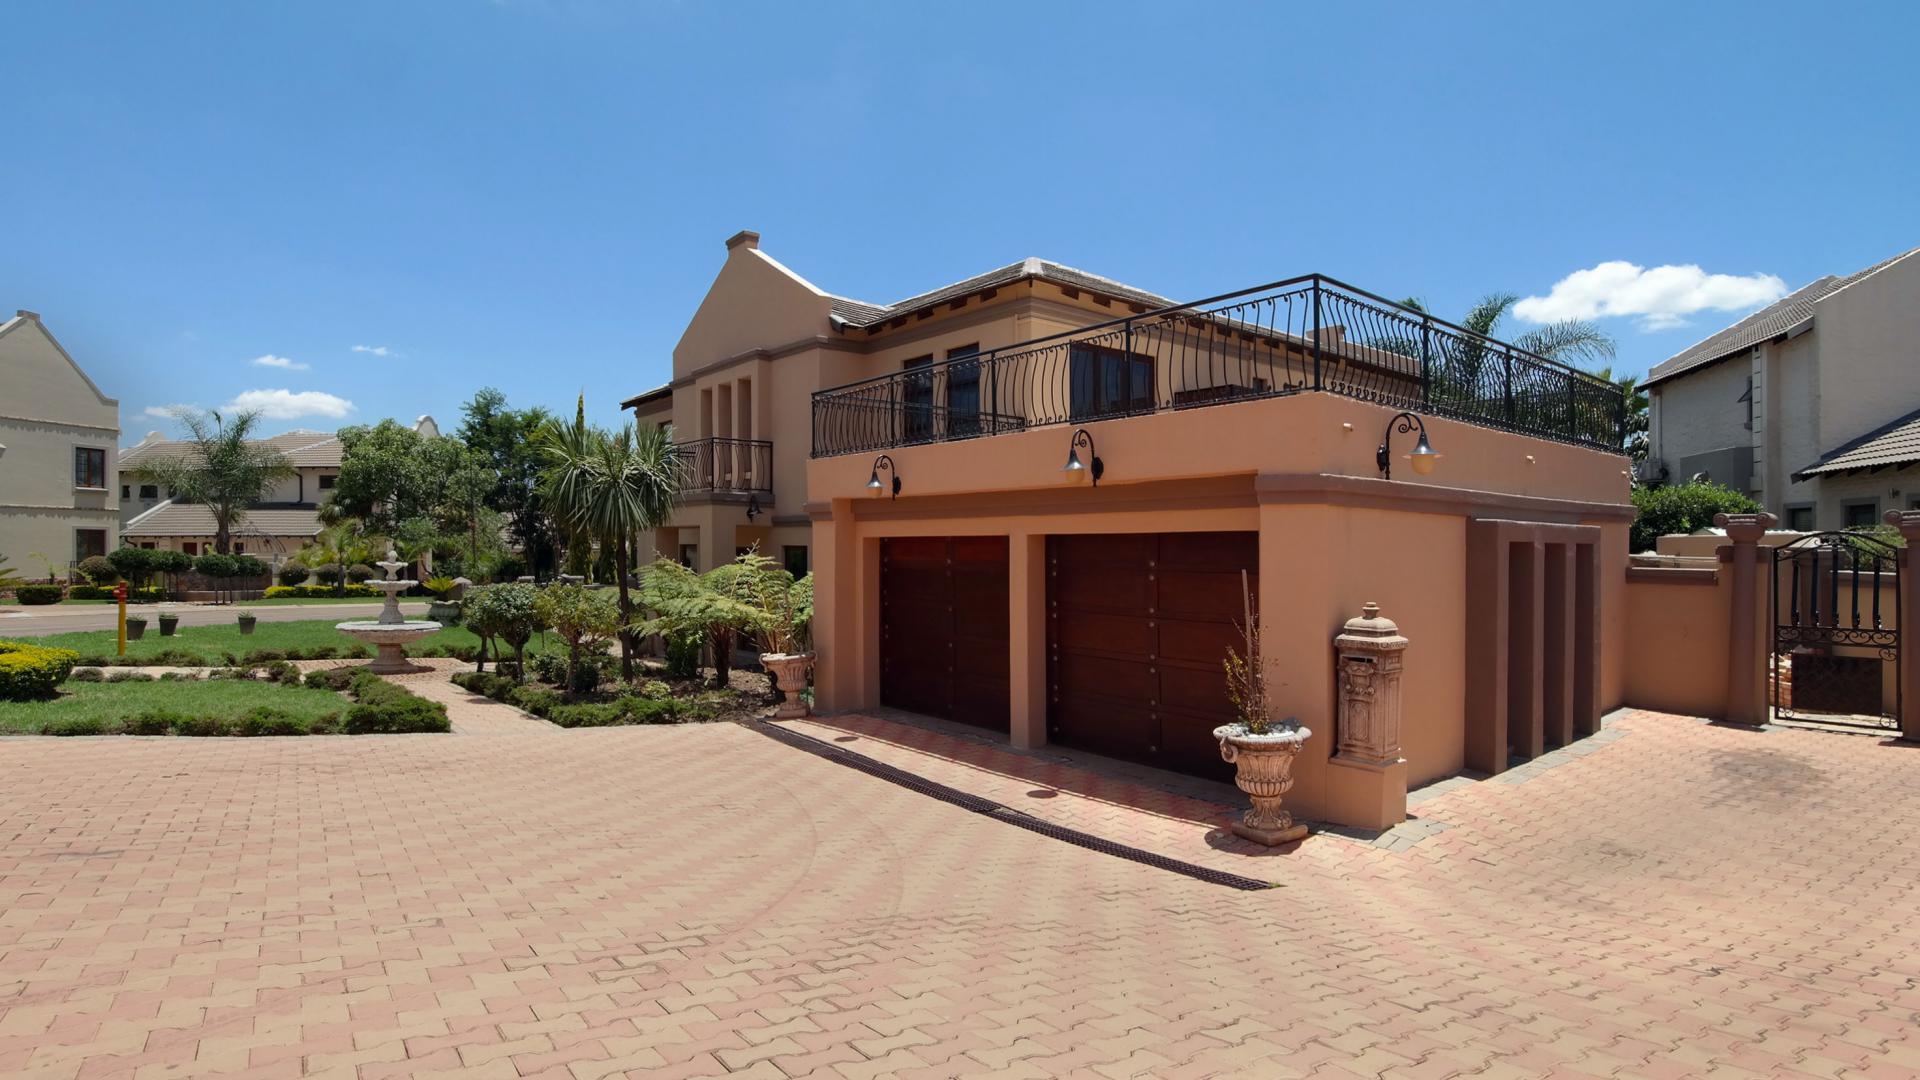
[
  {"left": 1793, "top": 404, "right": 1920, "bottom": 481},
  {"left": 826, "top": 257, "right": 1175, "bottom": 330},
  {"left": 618, "top": 382, "right": 673, "bottom": 411},
  {"left": 120, "top": 500, "right": 325, "bottom": 539},
  {"left": 120, "top": 429, "right": 341, "bottom": 468},
  {"left": 1644, "top": 247, "right": 1920, "bottom": 388}
]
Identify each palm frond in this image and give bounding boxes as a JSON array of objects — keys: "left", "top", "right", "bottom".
[
  {"left": 1512, "top": 320, "right": 1617, "bottom": 365},
  {"left": 1461, "top": 293, "right": 1520, "bottom": 339}
]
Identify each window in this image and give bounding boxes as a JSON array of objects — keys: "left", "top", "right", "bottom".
[
  {"left": 74, "top": 529, "right": 107, "bottom": 562},
  {"left": 73, "top": 447, "right": 107, "bottom": 489},
  {"left": 947, "top": 344, "right": 981, "bottom": 438},
  {"left": 139, "top": 542, "right": 156, "bottom": 550},
  {"left": 234, "top": 543, "right": 246, "bottom": 555},
  {"left": 139, "top": 484, "right": 158, "bottom": 500},
  {"left": 783, "top": 545, "right": 809, "bottom": 578},
  {"left": 1069, "top": 344, "right": 1154, "bottom": 420},
  {"left": 1785, "top": 505, "right": 1815, "bottom": 532},
  {"left": 182, "top": 542, "right": 199, "bottom": 556},
  {"left": 901, "top": 356, "right": 934, "bottom": 442},
  {"left": 121, "top": 485, "right": 130, "bottom": 499},
  {"left": 317, "top": 474, "right": 337, "bottom": 490},
  {"left": 1843, "top": 500, "right": 1880, "bottom": 528},
  {"left": 678, "top": 544, "right": 697, "bottom": 568}
]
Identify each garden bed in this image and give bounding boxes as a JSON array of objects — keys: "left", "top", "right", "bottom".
[
  {"left": 451, "top": 668, "right": 767, "bottom": 727},
  {"left": 28, "top": 619, "right": 562, "bottom": 667},
  {"left": 0, "top": 663, "right": 451, "bottom": 736}
]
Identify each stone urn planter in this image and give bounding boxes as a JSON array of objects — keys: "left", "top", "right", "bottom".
[
  {"left": 157, "top": 612, "right": 180, "bottom": 637},
  {"left": 761, "top": 653, "right": 813, "bottom": 719},
  {"left": 1214, "top": 723, "right": 1313, "bottom": 845},
  {"left": 426, "top": 600, "right": 462, "bottom": 626},
  {"left": 125, "top": 616, "right": 147, "bottom": 641},
  {"left": 237, "top": 612, "right": 257, "bottom": 635}
]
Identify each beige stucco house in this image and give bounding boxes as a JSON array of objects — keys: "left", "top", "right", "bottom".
[
  {"left": 0, "top": 310, "right": 120, "bottom": 576},
  {"left": 631, "top": 232, "right": 1634, "bottom": 832},
  {"left": 1644, "top": 246, "right": 1920, "bottom": 532}
]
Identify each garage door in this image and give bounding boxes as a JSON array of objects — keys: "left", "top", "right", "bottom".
[
  {"left": 1048, "top": 532, "right": 1257, "bottom": 781},
  {"left": 880, "top": 536, "right": 1010, "bottom": 730}
]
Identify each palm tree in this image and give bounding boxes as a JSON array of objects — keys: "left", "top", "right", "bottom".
[
  {"left": 1402, "top": 294, "right": 1616, "bottom": 367},
  {"left": 1590, "top": 365, "right": 1650, "bottom": 465},
  {"left": 132, "top": 409, "right": 296, "bottom": 555},
  {"left": 537, "top": 414, "right": 679, "bottom": 681}
]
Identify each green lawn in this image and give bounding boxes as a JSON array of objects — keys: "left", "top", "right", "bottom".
[
  {"left": 0, "top": 679, "right": 348, "bottom": 734},
  {"left": 20, "top": 618, "right": 557, "bottom": 665}
]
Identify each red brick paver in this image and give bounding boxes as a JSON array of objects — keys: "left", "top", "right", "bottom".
[{"left": 1, "top": 710, "right": 1917, "bottom": 1077}]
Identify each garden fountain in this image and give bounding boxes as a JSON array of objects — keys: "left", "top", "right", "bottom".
[{"left": 335, "top": 550, "right": 441, "bottom": 673}]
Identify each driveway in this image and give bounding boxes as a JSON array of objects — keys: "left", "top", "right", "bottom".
[
  {"left": 0, "top": 600, "right": 428, "bottom": 637},
  {"left": 0, "top": 709, "right": 1916, "bottom": 1078}
]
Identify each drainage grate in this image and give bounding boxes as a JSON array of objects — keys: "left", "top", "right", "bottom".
[{"left": 750, "top": 721, "right": 1277, "bottom": 891}]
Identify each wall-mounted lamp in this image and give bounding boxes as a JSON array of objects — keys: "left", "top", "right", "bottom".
[
  {"left": 866, "top": 454, "right": 900, "bottom": 499},
  {"left": 1063, "top": 428, "right": 1103, "bottom": 486},
  {"left": 745, "top": 494, "right": 762, "bottom": 521},
  {"left": 1377, "top": 411, "right": 1439, "bottom": 481}
]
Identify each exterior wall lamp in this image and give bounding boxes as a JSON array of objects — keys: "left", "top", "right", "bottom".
[
  {"left": 745, "top": 494, "right": 762, "bottom": 521},
  {"left": 866, "top": 454, "right": 900, "bottom": 499},
  {"left": 1063, "top": 428, "right": 1103, "bottom": 486},
  {"left": 1377, "top": 411, "right": 1439, "bottom": 480}
]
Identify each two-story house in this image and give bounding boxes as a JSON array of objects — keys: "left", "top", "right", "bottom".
[
  {"left": 629, "top": 232, "right": 1635, "bottom": 833},
  {"left": 1644, "top": 246, "right": 1920, "bottom": 531},
  {"left": 0, "top": 310, "right": 121, "bottom": 575}
]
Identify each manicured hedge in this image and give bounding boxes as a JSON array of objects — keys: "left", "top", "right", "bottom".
[
  {"left": 0, "top": 640, "right": 81, "bottom": 700},
  {"left": 67, "top": 585, "right": 165, "bottom": 601},
  {"left": 15, "top": 585, "right": 63, "bottom": 605},
  {"left": 52, "top": 706, "right": 344, "bottom": 738},
  {"left": 263, "top": 584, "right": 381, "bottom": 599},
  {"left": 343, "top": 672, "right": 450, "bottom": 734},
  {"left": 449, "top": 670, "right": 702, "bottom": 727}
]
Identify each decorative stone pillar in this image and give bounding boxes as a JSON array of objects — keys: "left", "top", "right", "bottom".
[
  {"left": 1716, "top": 511, "right": 1776, "bottom": 726},
  {"left": 1323, "top": 602, "right": 1409, "bottom": 830},
  {"left": 1884, "top": 510, "right": 1920, "bottom": 742},
  {"left": 1333, "top": 603, "right": 1407, "bottom": 765}
]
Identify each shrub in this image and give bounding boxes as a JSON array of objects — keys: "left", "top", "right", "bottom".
[
  {"left": 1630, "top": 481, "right": 1764, "bottom": 553},
  {"left": 156, "top": 671, "right": 200, "bottom": 682},
  {"left": 107, "top": 545, "right": 155, "bottom": 587},
  {"left": 150, "top": 549, "right": 194, "bottom": 575},
  {"left": 67, "top": 585, "right": 164, "bottom": 601},
  {"left": 104, "top": 670, "right": 155, "bottom": 683},
  {"left": 0, "top": 640, "right": 81, "bottom": 699},
  {"left": 69, "top": 667, "right": 105, "bottom": 683},
  {"left": 124, "top": 710, "right": 184, "bottom": 736},
  {"left": 231, "top": 555, "right": 269, "bottom": 579},
  {"left": 506, "top": 685, "right": 563, "bottom": 718},
  {"left": 233, "top": 707, "right": 306, "bottom": 737},
  {"left": 76, "top": 555, "right": 119, "bottom": 585},
  {"left": 262, "top": 584, "right": 380, "bottom": 599},
  {"left": 311, "top": 563, "right": 344, "bottom": 586},
  {"left": 450, "top": 670, "right": 517, "bottom": 700},
  {"left": 193, "top": 553, "right": 239, "bottom": 580},
  {"left": 174, "top": 715, "right": 234, "bottom": 737},
  {"left": 277, "top": 563, "right": 311, "bottom": 587},
  {"left": 342, "top": 672, "right": 450, "bottom": 734},
  {"left": 304, "top": 666, "right": 358, "bottom": 691},
  {"left": 664, "top": 629, "right": 702, "bottom": 679},
  {"left": 463, "top": 583, "right": 545, "bottom": 677},
  {"left": 261, "top": 660, "right": 302, "bottom": 686},
  {"left": 347, "top": 563, "right": 377, "bottom": 584},
  {"left": 545, "top": 696, "right": 680, "bottom": 729},
  {"left": 46, "top": 717, "right": 108, "bottom": 736},
  {"left": 16, "top": 584, "right": 63, "bottom": 606},
  {"left": 639, "top": 679, "right": 673, "bottom": 699},
  {"left": 243, "top": 648, "right": 286, "bottom": 662}
]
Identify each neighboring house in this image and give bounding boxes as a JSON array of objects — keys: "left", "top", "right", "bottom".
[
  {"left": 0, "top": 310, "right": 121, "bottom": 575},
  {"left": 1644, "top": 246, "right": 1920, "bottom": 532},
  {"left": 632, "top": 232, "right": 1635, "bottom": 833},
  {"left": 116, "top": 416, "right": 439, "bottom": 561}
]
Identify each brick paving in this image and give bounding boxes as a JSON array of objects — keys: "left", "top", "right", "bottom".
[{"left": 0, "top": 705, "right": 1918, "bottom": 1077}]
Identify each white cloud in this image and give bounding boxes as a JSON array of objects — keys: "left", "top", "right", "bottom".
[
  {"left": 223, "top": 389, "right": 356, "bottom": 420},
  {"left": 143, "top": 404, "right": 193, "bottom": 419},
  {"left": 1513, "top": 261, "right": 1790, "bottom": 331},
  {"left": 351, "top": 344, "right": 396, "bottom": 357},
  {"left": 250, "top": 354, "right": 309, "bottom": 371}
]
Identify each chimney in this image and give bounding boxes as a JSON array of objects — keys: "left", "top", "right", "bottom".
[
  {"left": 725, "top": 230, "right": 761, "bottom": 252},
  {"left": 15, "top": 309, "right": 40, "bottom": 321}
]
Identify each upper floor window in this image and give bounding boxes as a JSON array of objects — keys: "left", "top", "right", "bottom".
[
  {"left": 139, "top": 484, "right": 159, "bottom": 500},
  {"left": 74, "top": 528, "right": 107, "bottom": 562},
  {"left": 901, "top": 356, "right": 935, "bottom": 442},
  {"left": 121, "top": 484, "right": 131, "bottom": 499},
  {"left": 1069, "top": 344, "right": 1154, "bottom": 420},
  {"left": 74, "top": 447, "right": 107, "bottom": 489}
]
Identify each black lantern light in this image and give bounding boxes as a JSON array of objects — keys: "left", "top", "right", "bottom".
[
  {"left": 1062, "top": 428, "right": 1103, "bottom": 486},
  {"left": 1377, "top": 411, "right": 1439, "bottom": 481},
  {"left": 866, "top": 454, "right": 900, "bottom": 499}
]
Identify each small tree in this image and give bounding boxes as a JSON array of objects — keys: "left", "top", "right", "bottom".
[
  {"left": 635, "top": 556, "right": 765, "bottom": 688},
  {"left": 1630, "top": 481, "right": 1763, "bottom": 553},
  {"left": 150, "top": 549, "right": 193, "bottom": 599},
  {"left": 534, "top": 584, "right": 622, "bottom": 698},
  {"left": 108, "top": 546, "right": 155, "bottom": 593},
  {"left": 131, "top": 408, "right": 295, "bottom": 554},
  {"left": 463, "top": 583, "right": 543, "bottom": 680}
]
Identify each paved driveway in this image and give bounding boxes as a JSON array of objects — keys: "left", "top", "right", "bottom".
[{"left": 1, "top": 710, "right": 1917, "bottom": 1078}]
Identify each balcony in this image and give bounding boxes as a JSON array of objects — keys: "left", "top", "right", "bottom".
[
  {"left": 810, "top": 275, "right": 1627, "bottom": 458},
  {"left": 674, "top": 437, "right": 773, "bottom": 497}
]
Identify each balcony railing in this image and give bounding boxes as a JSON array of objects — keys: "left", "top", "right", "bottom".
[
  {"left": 810, "top": 274, "right": 1627, "bottom": 458},
  {"left": 674, "top": 437, "right": 773, "bottom": 496}
]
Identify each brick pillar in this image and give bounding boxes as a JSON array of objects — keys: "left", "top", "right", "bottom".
[
  {"left": 1717, "top": 511, "right": 1776, "bottom": 726},
  {"left": 1884, "top": 510, "right": 1920, "bottom": 742}
]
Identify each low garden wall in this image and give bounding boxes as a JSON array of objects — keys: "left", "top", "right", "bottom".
[{"left": 1622, "top": 559, "right": 1735, "bottom": 718}]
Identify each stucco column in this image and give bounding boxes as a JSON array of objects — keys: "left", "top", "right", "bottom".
[
  {"left": 1007, "top": 533, "right": 1047, "bottom": 750},
  {"left": 807, "top": 500, "right": 850, "bottom": 713},
  {"left": 1256, "top": 501, "right": 1335, "bottom": 820},
  {"left": 1716, "top": 511, "right": 1776, "bottom": 726},
  {"left": 1884, "top": 510, "right": 1920, "bottom": 742}
]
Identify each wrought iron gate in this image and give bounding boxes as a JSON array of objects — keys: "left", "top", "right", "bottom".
[{"left": 1771, "top": 530, "right": 1901, "bottom": 730}]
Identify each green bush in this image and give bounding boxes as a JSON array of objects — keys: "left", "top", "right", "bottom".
[
  {"left": 665, "top": 629, "right": 702, "bottom": 679},
  {"left": 108, "top": 546, "right": 155, "bottom": 587},
  {"left": 506, "top": 685, "right": 563, "bottom": 718},
  {"left": 105, "top": 670, "right": 155, "bottom": 683},
  {"left": 546, "top": 696, "right": 682, "bottom": 728},
  {"left": 1630, "top": 481, "right": 1764, "bottom": 553},
  {"left": 66, "top": 585, "right": 164, "bottom": 601},
  {"left": 70, "top": 667, "right": 105, "bottom": 683},
  {"left": 277, "top": 563, "right": 311, "bottom": 587},
  {"left": 262, "top": 584, "right": 379, "bottom": 599},
  {"left": 124, "top": 710, "right": 184, "bottom": 736},
  {"left": 311, "top": 563, "right": 344, "bottom": 586},
  {"left": 193, "top": 553, "right": 239, "bottom": 580},
  {"left": 156, "top": 671, "right": 199, "bottom": 682},
  {"left": 76, "top": 555, "right": 119, "bottom": 584},
  {"left": 0, "top": 640, "right": 81, "bottom": 699},
  {"left": 347, "top": 563, "right": 377, "bottom": 584},
  {"left": 16, "top": 584, "right": 63, "bottom": 606},
  {"left": 232, "top": 555, "right": 269, "bottom": 578},
  {"left": 450, "top": 670, "right": 517, "bottom": 700},
  {"left": 46, "top": 717, "right": 108, "bottom": 736},
  {"left": 304, "top": 667, "right": 358, "bottom": 692},
  {"left": 233, "top": 707, "right": 306, "bottom": 737},
  {"left": 342, "top": 672, "right": 450, "bottom": 734},
  {"left": 174, "top": 715, "right": 234, "bottom": 737}
]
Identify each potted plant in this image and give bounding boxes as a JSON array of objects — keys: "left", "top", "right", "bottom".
[
  {"left": 125, "top": 615, "right": 148, "bottom": 641},
  {"left": 750, "top": 557, "right": 814, "bottom": 719},
  {"left": 423, "top": 576, "right": 462, "bottom": 626},
  {"left": 236, "top": 609, "right": 258, "bottom": 635},
  {"left": 1213, "top": 574, "right": 1311, "bottom": 846},
  {"left": 157, "top": 611, "right": 180, "bottom": 637}
]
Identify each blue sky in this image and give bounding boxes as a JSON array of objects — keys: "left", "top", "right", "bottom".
[{"left": 5, "top": 2, "right": 1917, "bottom": 442}]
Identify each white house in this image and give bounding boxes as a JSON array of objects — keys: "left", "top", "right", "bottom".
[
  {"left": 1644, "top": 246, "right": 1920, "bottom": 531},
  {"left": 0, "top": 310, "right": 120, "bottom": 575}
]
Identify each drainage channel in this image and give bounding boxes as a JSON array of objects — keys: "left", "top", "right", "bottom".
[{"left": 749, "top": 720, "right": 1277, "bottom": 891}]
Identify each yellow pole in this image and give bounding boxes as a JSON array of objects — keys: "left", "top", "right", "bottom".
[{"left": 117, "top": 584, "right": 127, "bottom": 657}]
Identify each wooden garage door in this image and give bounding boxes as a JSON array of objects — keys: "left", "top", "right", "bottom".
[
  {"left": 1047, "top": 532, "right": 1257, "bottom": 781},
  {"left": 880, "top": 536, "right": 1010, "bottom": 730}
]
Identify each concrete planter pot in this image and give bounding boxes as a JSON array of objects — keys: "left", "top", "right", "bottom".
[
  {"left": 157, "top": 614, "right": 180, "bottom": 637},
  {"left": 237, "top": 616, "right": 257, "bottom": 636},
  {"left": 761, "top": 653, "right": 813, "bottom": 719},
  {"left": 125, "top": 618, "right": 147, "bottom": 641},
  {"left": 1214, "top": 723, "right": 1313, "bottom": 846},
  {"left": 427, "top": 600, "right": 462, "bottom": 626}
]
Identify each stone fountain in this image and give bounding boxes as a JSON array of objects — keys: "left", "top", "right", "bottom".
[{"left": 335, "top": 550, "right": 442, "bottom": 673}]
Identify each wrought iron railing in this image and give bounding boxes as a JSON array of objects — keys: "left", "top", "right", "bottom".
[
  {"left": 674, "top": 437, "right": 773, "bottom": 495},
  {"left": 810, "top": 274, "right": 1627, "bottom": 458}
]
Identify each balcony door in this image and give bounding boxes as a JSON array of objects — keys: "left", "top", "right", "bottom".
[
  {"left": 1070, "top": 344, "right": 1154, "bottom": 420},
  {"left": 901, "top": 356, "right": 934, "bottom": 443}
]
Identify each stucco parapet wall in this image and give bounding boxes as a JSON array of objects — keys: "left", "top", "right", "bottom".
[
  {"left": 1626, "top": 565, "right": 1720, "bottom": 586},
  {"left": 1712, "top": 512, "right": 1776, "bottom": 542},
  {"left": 0, "top": 413, "right": 121, "bottom": 435},
  {"left": 807, "top": 394, "right": 1631, "bottom": 515}
]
